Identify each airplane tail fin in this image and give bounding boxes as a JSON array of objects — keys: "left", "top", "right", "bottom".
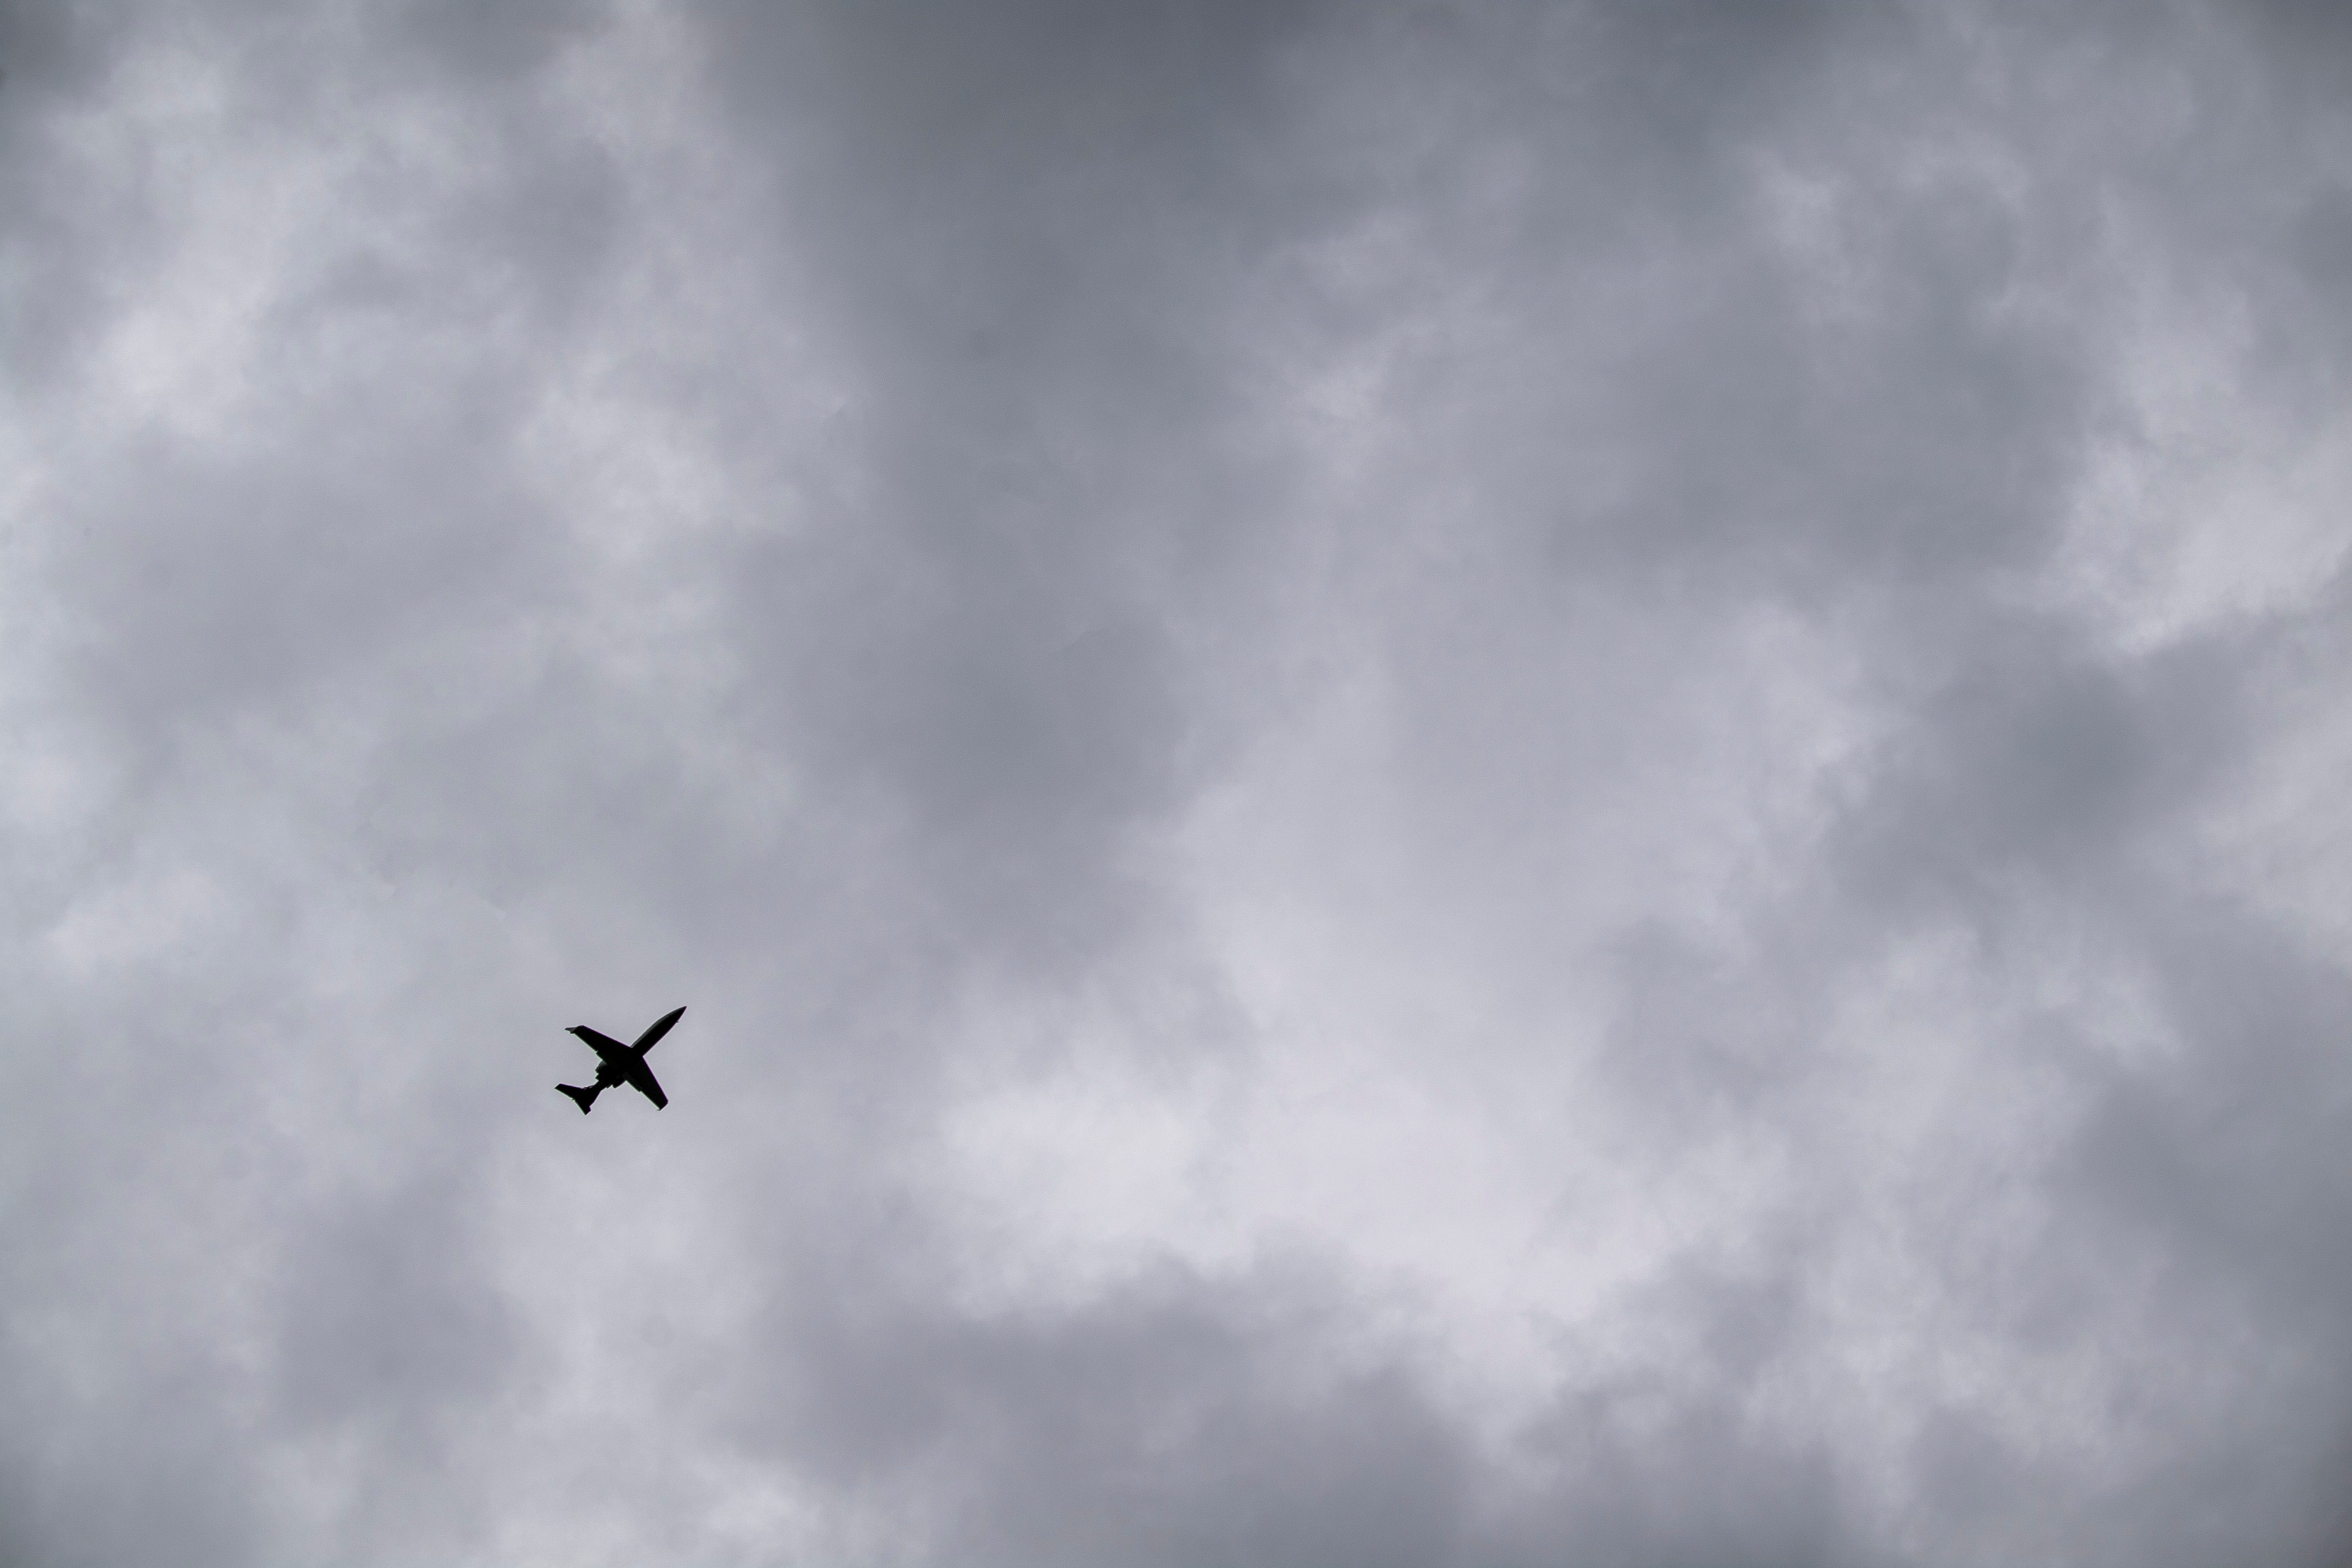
[{"left": 557, "top": 1083, "right": 600, "bottom": 1114}]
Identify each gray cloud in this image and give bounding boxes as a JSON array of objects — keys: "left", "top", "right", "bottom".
[{"left": 8, "top": 3, "right": 2352, "bottom": 1564}]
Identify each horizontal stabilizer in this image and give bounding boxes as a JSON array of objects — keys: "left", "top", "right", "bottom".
[{"left": 557, "top": 1083, "right": 600, "bottom": 1114}]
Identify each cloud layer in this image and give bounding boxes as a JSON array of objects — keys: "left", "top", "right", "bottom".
[{"left": 8, "top": 3, "right": 2352, "bottom": 1563}]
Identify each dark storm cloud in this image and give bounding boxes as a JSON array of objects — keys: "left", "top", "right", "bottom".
[
  {"left": 692, "top": 0, "right": 1338, "bottom": 979},
  {"left": 11, "top": 2, "right": 2352, "bottom": 1565},
  {"left": 274, "top": 1169, "right": 520, "bottom": 1435},
  {"left": 0, "top": 3, "right": 147, "bottom": 384},
  {"left": 731, "top": 1253, "right": 1468, "bottom": 1568},
  {"left": 1831, "top": 619, "right": 2245, "bottom": 917}
]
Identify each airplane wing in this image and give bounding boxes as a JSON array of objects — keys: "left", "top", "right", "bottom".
[
  {"left": 569, "top": 1025, "right": 632, "bottom": 1064},
  {"left": 625, "top": 1059, "right": 669, "bottom": 1109},
  {"left": 630, "top": 1006, "right": 686, "bottom": 1057}
]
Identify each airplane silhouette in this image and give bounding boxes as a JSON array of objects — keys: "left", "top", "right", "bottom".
[{"left": 558, "top": 1006, "right": 684, "bottom": 1113}]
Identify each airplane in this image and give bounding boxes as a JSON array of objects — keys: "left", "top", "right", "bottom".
[{"left": 557, "top": 1006, "right": 684, "bottom": 1113}]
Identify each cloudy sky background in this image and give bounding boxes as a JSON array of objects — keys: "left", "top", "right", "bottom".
[{"left": 9, "top": 2, "right": 2352, "bottom": 1563}]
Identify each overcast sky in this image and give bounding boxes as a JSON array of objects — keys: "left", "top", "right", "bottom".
[{"left": 8, "top": 2, "right": 2352, "bottom": 1564}]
